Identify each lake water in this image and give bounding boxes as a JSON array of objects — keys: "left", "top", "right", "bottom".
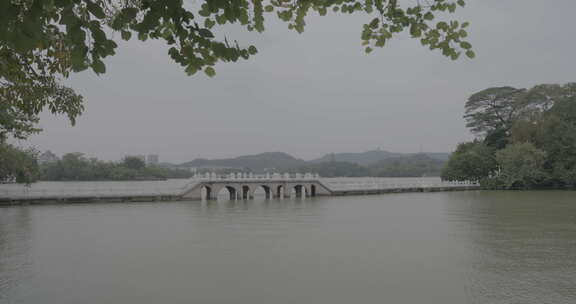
[{"left": 1, "top": 191, "right": 575, "bottom": 303}]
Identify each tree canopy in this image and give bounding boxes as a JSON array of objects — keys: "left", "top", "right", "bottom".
[
  {"left": 441, "top": 141, "right": 496, "bottom": 182},
  {"left": 123, "top": 156, "right": 146, "bottom": 170},
  {"left": 1, "top": 0, "right": 474, "bottom": 140},
  {"left": 1, "top": 0, "right": 475, "bottom": 184},
  {"left": 464, "top": 87, "right": 527, "bottom": 135},
  {"left": 0, "top": 143, "right": 39, "bottom": 183},
  {"left": 495, "top": 142, "right": 547, "bottom": 189},
  {"left": 464, "top": 83, "right": 576, "bottom": 137},
  {"left": 372, "top": 153, "right": 444, "bottom": 177},
  {"left": 444, "top": 82, "right": 576, "bottom": 189},
  {"left": 40, "top": 152, "right": 193, "bottom": 181}
]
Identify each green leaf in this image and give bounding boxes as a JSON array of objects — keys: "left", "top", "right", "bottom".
[
  {"left": 410, "top": 25, "right": 422, "bottom": 37},
  {"left": 248, "top": 45, "right": 257, "bottom": 55},
  {"left": 466, "top": 50, "right": 476, "bottom": 59},
  {"left": 91, "top": 27, "right": 106, "bottom": 43},
  {"left": 265, "top": 5, "right": 274, "bottom": 12},
  {"left": 121, "top": 30, "right": 131, "bottom": 41},
  {"left": 436, "top": 22, "right": 448, "bottom": 31},
  {"left": 460, "top": 41, "right": 472, "bottom": 49},
  {"left": 198, "top": 29, "right": 214, "bottom": 38},
  {"left": 198, "top": 8, "right": 210, "bottom": 17},
  {"left": 204, "top": 19, "right": 216, "bottom": 29},
  {"left": 69, "top": 27, "right": 86, "bottom": 44},
  {"left": 86, "top": 1, "right": 106, "bottom": 19},
  {"left": 185, "top": 65, "right": 198, "bottom": 76},
  {"left": 365, "top": 46, "right": 373, "bottom": 54},
  {"left": 457, "top": 0, "right": 466, "bottom": 7},
  {"left": 92, "top": 60, "right": 106, "bottom": 74},
  {"left": 121, "top": 7, "right": 138, "bottom": 20},
  {"left": 204, "top": 66, "right": 216, "bottom": 77}
]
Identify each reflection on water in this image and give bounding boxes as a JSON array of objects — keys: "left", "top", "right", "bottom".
[
  {"left": 445, "top": 191, "right": 576, "bottom": 304},
  {"left": 0, "top": 208, "right": 32, "bottom": 302},
  {"left": 1, "top": 191, "right": 575, "bottom": 303}
]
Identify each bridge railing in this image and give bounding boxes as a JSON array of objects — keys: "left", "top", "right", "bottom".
[
  {"left": 190, "top": 172, "right": 321, "bottom": 181},
  {"left": 1, "top": 186, "right": 178, "bottom": 200},
  {"left": 322, "top": 179, "right": 480, "bottom": 191}
]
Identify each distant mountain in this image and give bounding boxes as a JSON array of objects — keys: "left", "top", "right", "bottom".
[
  {"left": 157, "top": 162, "right": 178, "bottom": 168},
  {"left": 418, "top": 152, "right": 451, "bottom": 161},
  {"left": 311, "top": 150, "right": 451, "bottom": 166},
  {"left": 310, "top": 150, "right": 402, "bottom": 166},
  {"left": 179, "top": 152, "right": 306, "bottom": 172},
  {"left": 177, "top": 150, "right": 451, "bottom": 175},
  {"left": 371, "top": 154, "right": 446, "bottom": 177},
  {"left": 295, "top": 161, "right": 371, "bottom": 177}
]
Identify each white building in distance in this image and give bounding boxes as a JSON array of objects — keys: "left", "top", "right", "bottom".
[
  {"left": 146, "top": 154, "right": 159, "bottom": 165},
  {"left": 38, "top": 150, "right": 59, "bottom": 164}
]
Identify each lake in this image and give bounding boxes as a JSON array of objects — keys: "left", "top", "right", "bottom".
[{"left": 1, "top": 190, "right": 575, "bottom": 303}]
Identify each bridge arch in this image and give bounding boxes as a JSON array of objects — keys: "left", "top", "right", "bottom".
[
  {"left": 241, "top": 185, "right": 251, "bottom": 199},
  {"left": 214, "top": 185, "right": 239, "bottom": 200},
  {"left": 310, "top": 184, "right": 316, "bottom": 197},
  {"left": 180, "top": 179, "right": 329, "bottom": 201},
  {"left": 201, "top": 184, "right": 213, "bottom": 200},
  {"left": 275, "top": 184, "right": 285, "bottom": 199},
  {"left": 251, "top": 184, "right": 273, "bottom": 199},
  {"left": 291, "top": 184, "right": 308, "bottom": 198}
]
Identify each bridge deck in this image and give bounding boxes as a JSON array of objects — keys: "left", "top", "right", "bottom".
[
  {"left": 331, "top": 185, "right": 480, "bottom": 196},
  {"left": 0, "top": 178, "right": 480, "bottom": 204}
]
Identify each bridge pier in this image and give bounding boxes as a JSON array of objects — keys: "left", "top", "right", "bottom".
[
  {"left": 270, "top": 185, "right": 284, "bottom": 199},
  {"left": 295, "top": 186, "right": 303, "bottom": 198},
  {"left": 263, "top": 186, "right": 272, "bottom": 199},
  {"left": 241, "top": 186, "right": 252, "bottom": 200},
  {"left": 206, "top": 187, "right": 217, "bottom": 200},
  {"left": 283, "top": 186, "right": 289, "bottom": 199}
]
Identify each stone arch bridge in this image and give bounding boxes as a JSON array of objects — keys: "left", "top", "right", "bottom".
[{"left": 180, "top": 173, "right": 332, "bottom": 200}]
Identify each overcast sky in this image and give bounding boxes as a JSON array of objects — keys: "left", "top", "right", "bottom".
[{"left": 20, "top": 0, "right": 576, "bottom": 163}]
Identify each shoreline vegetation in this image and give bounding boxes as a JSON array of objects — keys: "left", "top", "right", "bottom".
[
  {"left": 2, "top": 150, "right": 448, "bottom": 184},
  {"left": 441, "top": 82, "right": 576, "bottom": 190},
  {"left": 1, "top": 152, "right": 194, "bottom": 184},
  {"left": 38, "top": 154, "right": 194, "bottom": 182},
  {"left": 3, "top": 82, "right": 575, "bottom": 188}
]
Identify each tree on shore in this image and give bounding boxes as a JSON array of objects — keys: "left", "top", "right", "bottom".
[
  {"left": 0, "top": 143, "right": 39, "bottom": 183},
  {"left": 123, "top": 156, "right": 146, "bottom": 170},
  {"left": 444, "top": 82, "right": 576, "bottom": 189},
  {"left": 464, "top": 87, "right": 527, "bottom": 136},
  {"left": 40, "top": 152, "right": 193, "bottom": 181},
  {"left": 495, "top": 142, "right": 547, "bottom": 189},
  {"left": 441, "top": 141, "right": 496, "bottom": 182}
]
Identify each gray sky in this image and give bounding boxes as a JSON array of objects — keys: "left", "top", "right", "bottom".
[{"left": 21, "top": 0, "right": 576, "bottom": 163}]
